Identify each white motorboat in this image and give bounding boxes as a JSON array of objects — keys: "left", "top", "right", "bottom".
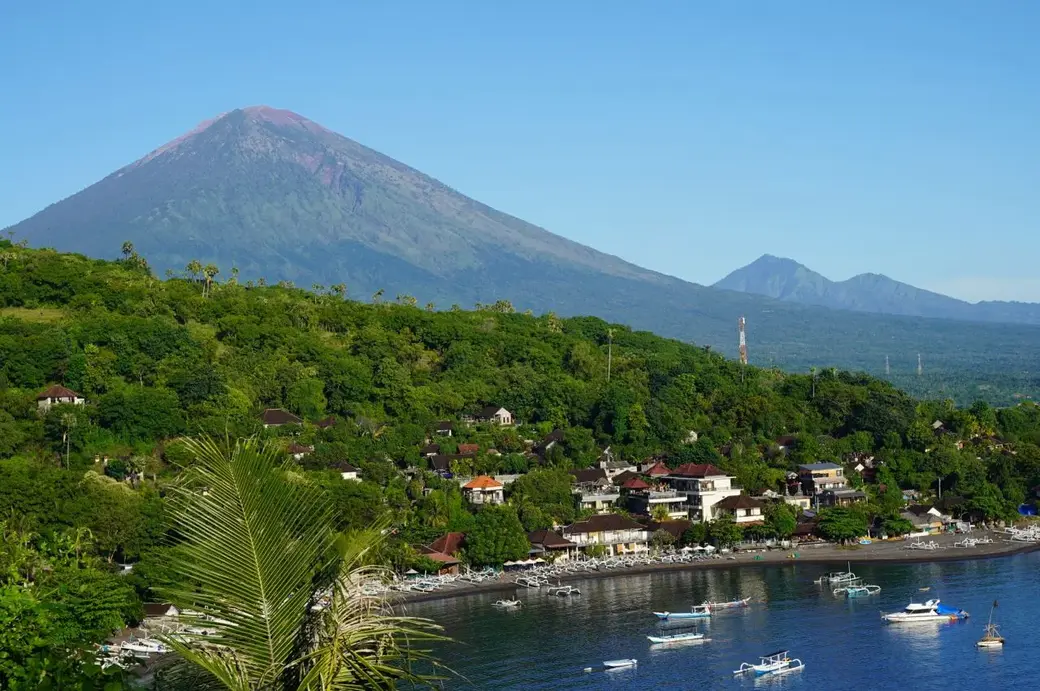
[
  {"left": 733, "top": 650, "right": 804, "bottom": 676},
  {"left": 492, "top": 599, "right": 522, "bottom": 608},
  {"left": 603, "top": 658, "right": 637, "bottom": 669},
  {"left": 881, "top": 598, "right": 969, "bottom": 623},
  {"left": 647, "top": 631, "right": 706, "bottom": 644}
]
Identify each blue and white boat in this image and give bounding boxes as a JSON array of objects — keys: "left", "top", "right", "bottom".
[
  {"left": 734, "top": 650, "right": 804, "bottom": 676},
  {"left": 653, "top": 604, "right": 711, "bottom": 620},
  {"left": 647, "top": 631, "right": 706, "bottom": 644}
]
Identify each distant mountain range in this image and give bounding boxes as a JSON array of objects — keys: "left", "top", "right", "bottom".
[
  {"left": 6, "top": 106, "right": 1040, "bottom": 403},
  {"left": 714, "top": 254, "right": 1040, "bottom": 325}
]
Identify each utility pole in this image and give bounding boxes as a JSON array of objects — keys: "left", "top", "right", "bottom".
[
  {"left": 606, "top": 328, "right": 614, "bottom": 382},
  {"left": 938, "top": 475, "right": 943, "bottom": 500}
]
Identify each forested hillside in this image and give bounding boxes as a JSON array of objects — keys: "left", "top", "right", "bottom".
[{"left": 3, "top": 239, "right": 1040, "bottom": 685}]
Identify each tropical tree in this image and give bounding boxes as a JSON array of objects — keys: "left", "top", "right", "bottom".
[{"left": 160, "top": 436, "right": 444, "bottom": 689}]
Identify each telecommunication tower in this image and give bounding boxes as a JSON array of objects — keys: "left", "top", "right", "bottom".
[{"left": 738, "top": 317, "right": 748, "bottom": 366}]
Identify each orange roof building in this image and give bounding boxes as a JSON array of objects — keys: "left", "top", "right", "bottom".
[{"left": 462, "top": 475, "right": 505, "bottom": 506}]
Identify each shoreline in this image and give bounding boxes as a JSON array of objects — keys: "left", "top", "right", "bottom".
[{"left": 395, "top": 532, "right": 1040, "bottom": 606}]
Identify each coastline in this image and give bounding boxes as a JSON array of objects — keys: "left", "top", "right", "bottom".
[{"left": 394, "top": 532, "right": 1040, "bottom": 606}]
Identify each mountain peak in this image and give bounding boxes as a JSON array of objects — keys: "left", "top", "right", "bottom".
[{"left": 237, "top": 105, "right": 326, "bottom": 131}]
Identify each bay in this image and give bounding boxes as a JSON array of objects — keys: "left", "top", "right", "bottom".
[{"left": 408, "top": 552, "right": 1037, "bottom": 690}]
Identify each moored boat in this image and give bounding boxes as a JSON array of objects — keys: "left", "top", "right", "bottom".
[
  {"left": 733, "top": 650, "right": 804, "bottom": 676},
  {"left": 976, "top": 600, "right": 1004, "bottom": 648},
  {"left": 603, "top": 658, "right": 638, "bottom": 669},
  {"left": 881, "top": 598, "right": 968, "bottom": 623},
  {"left": 492, "top": 599, "right": 522, "bottom": 608},
  {"left": 647, "top": 631, "right": 706, "bottom": 644},
  {"left": 703, "top": 597, "right": 750, "bottom": 609},
  {"left": 546, "top": 585, "right": 580, "bottom": 597},
  {"left": 653, "top": 604, "right": 711, "bottom": 620},
  {"left": 844, "top": 584, "right": 881, "bottom": 598}
]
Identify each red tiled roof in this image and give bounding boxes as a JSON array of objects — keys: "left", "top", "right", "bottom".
[
  {"left": 622, "top": 477, "right": 650, "bottom": 490},
  {"left": 564, "top": 513, "right": 645, "bottom": 535},
  {"left": 316, "top": 416, "right": 337, "bottom": 428},
  {"left": 670, "top": 463, "right": 728, "bottom": 478},
  {"left": 457, "top": 443, "right": 480, "bottom": 454},
  {"left": 430, "top": 532, "right": 466, "bottom": 555},
  {"left": 464, "top": 475, "right": 502, "bottom": 489},
  {"left": 37, "top": 384, "right": 81, "bottom": 400},
  {"left": 645, "top": 462, "right": 671, "bottom": 477},
  {"left": 419, "top": 546, "right": 461, "bottom": 565}
]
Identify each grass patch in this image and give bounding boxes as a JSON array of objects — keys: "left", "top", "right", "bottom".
[{"left": 0, "top": 307, "right": 66, "bottom": 323}]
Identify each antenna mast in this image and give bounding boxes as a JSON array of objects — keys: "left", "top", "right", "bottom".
[{"left": 738, "top": 316, "right": 748, "bottom": 366}]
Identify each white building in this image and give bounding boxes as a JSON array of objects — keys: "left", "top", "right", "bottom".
[
  {"left": 712, "top": 495, "right": 766, "bottom": 524},
  {"left": 37, "top": 385, "right": 85, "bottom": 411},
  {"left": 663, "top": 464, "right": 742, "bottom": 523},
  {"left": 462, "top": 475, "right": 505, "bottom": 505},
  {"left": 562, "top": 514, "right": 650, "bottom": 556}
]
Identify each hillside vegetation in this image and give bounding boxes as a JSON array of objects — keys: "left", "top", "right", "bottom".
[{"left": 3, "top": 239, "right": 1040, "bottom": 684}]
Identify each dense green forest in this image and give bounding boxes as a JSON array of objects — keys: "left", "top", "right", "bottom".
[{"left": 2, "top": 239, "right": 1040, "bottom": 685}]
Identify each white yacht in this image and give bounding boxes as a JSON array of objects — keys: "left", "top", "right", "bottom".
[{"left": 882, "top": 599, "right": 968, "bottom": 623}]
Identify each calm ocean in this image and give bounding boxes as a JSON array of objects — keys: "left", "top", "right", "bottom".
[{"left": 408, "top": 552, "right": 1036, "bottom": 690}]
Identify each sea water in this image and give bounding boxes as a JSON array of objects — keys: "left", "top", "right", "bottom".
[{"left": 408, "top": 552, "right": 1036, "bottom": 690}]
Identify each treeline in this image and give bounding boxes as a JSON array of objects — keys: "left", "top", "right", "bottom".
[{"left": 2, "top": 240, "right": 1040, "bottom": 682}]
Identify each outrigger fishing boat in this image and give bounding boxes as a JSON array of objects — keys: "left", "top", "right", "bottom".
[
  {"left": 703, "top": 597, "right": 750, "bottom": 609},
  {"left": 492, "top": 598, "right": 522, "bottom": 608},
  {"left": 733, "top": 650, "right": 804, "bottom": 677},
  {"left": 653, "top": 604, "right": 711, "bottom": 620},
  {"left": 814, "top": 562, "right": 857, "bottom": 585},
  {"left": 647, "top": 631, "right": 706, "bottom": 644},
  {"left": 546, "top": 584, "right": 580, "bottom": 597},
  {"left": 976, "top": 600, "right": 1004, "bottom": 649},
  {"left": 881, "top": 599, "right": 969, "bottom": 623},
  {"left": 844, "top": 584, "right": 881, "bottom": 598}
]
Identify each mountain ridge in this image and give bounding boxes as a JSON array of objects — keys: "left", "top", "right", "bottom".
[
  {"left": 6, "top": 106, "right": 1040, "bottom": 401},
  {"left": 714, "top": 254, "right": 1040, "bottom": 324}
]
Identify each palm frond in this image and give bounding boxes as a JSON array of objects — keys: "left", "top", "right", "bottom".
[{"left": 160, "top": 435, "right": 339, "bottom": 687}]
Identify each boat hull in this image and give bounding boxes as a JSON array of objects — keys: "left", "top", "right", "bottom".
[
  {"left": 654, "top": 611, "right": 710, "bottom": 620},
  {"left": 603, "top": 659, "right": 637, "bottom": 669},
  {"left": 647, "top": 634, "right": 705, "bottom": 644}
]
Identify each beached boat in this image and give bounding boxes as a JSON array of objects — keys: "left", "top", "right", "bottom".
[
  {"left": 653, "top": 604, "right": 711, "bottom": 620},
  {"left": 703, "top": 597, "right": 750, "bottom": 609},
  {"left": 881, "top": 598, "right": 969, "bottom": 623},
  {"left": 733, "top": 650, "right": 804, "bottom": 677},
  {"left": 647, "top": 631, "right": 706, "bottom": 644},
  {"left": 492, "top": 599, "right": 522, "bottom": 608},
  {"left": 603, "top": 658, "right": 638, "bottom": 669},
  {"left": 976, "top": 600, "right": 1004, "bottom": 649},
  {"left": 121, "top": 638, "right": 169, "bottom": 655}
]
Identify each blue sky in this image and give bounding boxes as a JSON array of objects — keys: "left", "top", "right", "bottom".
[{"left": 2, "top": 1, "right": 1038, "bottom": 301}]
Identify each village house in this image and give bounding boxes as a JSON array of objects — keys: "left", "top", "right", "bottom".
[
  {"left": 37, "top": 385, "right": 85, "bottom": 411},
  {"left": 334, "top": 460, "right": 360, "bottom": 481},
  {"left": 434, "top": 421, "right": 454, "bottom": 436},
  {"left": 598, "top": 447, "right": 637, "bottom": 478},
  {"left": 261, "top": 408, "right": 302, "bottom": 428},
  {"left": 528, "top": 529, "right": 579, "bottom": 562},
  {"left": 663, "top": 463, "right": 742, "bottom": 522},
  {"left": 819, "top": 488, "right": 867, "bottom": 507},
  {"left": 642, "top": 461, "right": 672, "bottom": 479},
  {"left": 532, "top": 429, "right": 565, "bottom": 458},
  {"left": 712, "top": 495, "right": 766, "bottom": 524},
  {"left": 757, "top": 488, "right": 812, "bottom": 511},
  {"left": 429, "top": 453, "right": 476, "bottom": 477},
  {"left": 287, "top": 443, "right": 313, "bottom": 461},
  {"left": 623, "top": 478, "right": 689, "bottom": 520},
  {"left": 569, "top": 467, "right": 619, "bottom": 513},
  {"left": 418, "top": 546, "right": 460, "bottom": 575},
  {"left": 798, "top": 462, "right": 848, "bottom": 496},
  {"left": 462, "top": 475, "right": 505, "bottom": 505},
  {"left": 902, "top": 504, "right": 948, "bottom": 535},
  {"left": 457, "top": 443, "right": 480, "bottom": 455},
  {"left": 420, "top": 443, "right": 440, "bottom": 457},
  {"left": 562, "top": 514, "right": 650, "bottom": 556},
  {"left": 471, "top": 406, "right": 514, "bottom": 426},
  {"left": 644, "top": 518, "right": 692, "bottom": 543},
  {"left": 315, "top": 415, "right": 337, "bottom": 429},
  {"left": 430, "top": 532, "right": 466, "bottom": 558}
]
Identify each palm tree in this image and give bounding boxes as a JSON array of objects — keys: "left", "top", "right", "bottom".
[
  {"left": 121, "top": 241, "right": 135, "bottom": 259},
  {"left": 371, "top": 289, "right": 384, "bottom": 304},
  {"left": 161, "top": 436, "right": 445, "bottom": 689},
  {"left": 186, "top": 259, "right": 203, "bottom": 283},
  {"left": 202, "top": 264, "right": 220, "bottom": 297}
]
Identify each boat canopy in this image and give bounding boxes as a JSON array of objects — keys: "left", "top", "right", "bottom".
[
  {"left": 763, "top": 650, "right": 789, "bottom": 659},
  {"left": 935, "top": 603, "right": 964, "bottom": 616}
]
